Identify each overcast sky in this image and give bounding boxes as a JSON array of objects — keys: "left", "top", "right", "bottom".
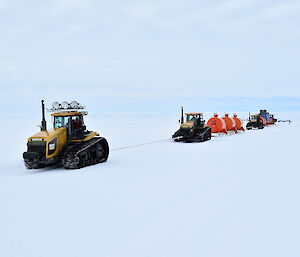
[{"left": 0, "top": 0, "right": 300, "bottom": 112}]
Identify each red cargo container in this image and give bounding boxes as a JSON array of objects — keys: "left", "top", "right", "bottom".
[{"left": 207, "top": 114, "right": 228, "bottom": 134}]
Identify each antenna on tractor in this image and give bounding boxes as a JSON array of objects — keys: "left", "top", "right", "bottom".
[{"left": 41, "top": 100, "right": 47, "bottom": 131}]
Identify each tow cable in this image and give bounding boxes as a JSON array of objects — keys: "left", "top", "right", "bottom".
[{"left": 110, "top": 138, "right": 172, "bottom": 151}]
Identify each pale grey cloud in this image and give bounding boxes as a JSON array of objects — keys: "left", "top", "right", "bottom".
[
  {"left": 0, "top": 0, "right": 7, "bottom": 8},
  {"left": 0, "top": 0, "right": 299, "bottom": 106},
  {"left": 263, "top": 1, "right": 300, "bottom": 20},
  {"left": 48, "top": 0, "right": 93, "bottom": 16}
]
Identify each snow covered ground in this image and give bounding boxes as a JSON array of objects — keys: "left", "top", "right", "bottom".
[{"left": 0, "top": 113, "right": 299, "bottom": 257}]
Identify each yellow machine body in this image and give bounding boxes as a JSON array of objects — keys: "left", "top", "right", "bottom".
[
  {"left": 28, "top": 127, "right": 67, "bottom": 159},
  {"left": 26, "top": 111, "right": 99, "bottom": 161},
  {"left": 180, "top": 120, "right": 195, "bottom": 129}
]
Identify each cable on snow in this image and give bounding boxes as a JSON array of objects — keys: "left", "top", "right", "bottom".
[{"left": 110, "top": 138, "right": 172, "bottom": 151}]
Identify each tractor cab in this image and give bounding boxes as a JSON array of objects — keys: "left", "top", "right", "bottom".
[
  {"left": 50, "top": 101, "right": 90, "bottom": 141},
  {"left": 52, "top": 112, "right": 87, "bottom": 140},
  {"left": 250, "top": 114, "right": 259, "bottom": 122},
  {"left": 246, "top": 113, "right": 264, "bottom": 130},
  {"left": 185, "top": 113, "right": 205, "bottom": 127}
]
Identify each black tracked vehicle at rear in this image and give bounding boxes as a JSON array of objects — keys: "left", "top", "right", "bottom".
[{"left": 246, "top": 114, "right": 264, "bottom": 130}]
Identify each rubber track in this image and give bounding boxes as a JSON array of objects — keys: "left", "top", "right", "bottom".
[{"left": 62, "top": 137, "right": 108, "bottom": 169}]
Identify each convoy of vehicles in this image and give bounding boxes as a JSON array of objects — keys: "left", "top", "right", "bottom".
[{"left": 23, "top": 101, "right": 277, "bottom": 169}]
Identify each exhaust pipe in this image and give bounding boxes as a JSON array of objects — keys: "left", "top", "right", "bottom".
[
  {"left": 181, "top": 106, "right": 184, "bottom": 124},
  {"left": 41, "top": 100, "right": 47, "bottom": 131}
]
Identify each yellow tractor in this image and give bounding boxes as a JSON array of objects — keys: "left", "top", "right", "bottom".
[
  {"left": 23, "top": 100, "right": 109, "bottom": 169},
  {"left": 172, "top": 107, "right": 211, "bottom": 143}
]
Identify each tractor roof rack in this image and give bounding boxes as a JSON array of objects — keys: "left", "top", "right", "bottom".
[{"left": 49, "top": 101, "right": 86, "bottom": 113}]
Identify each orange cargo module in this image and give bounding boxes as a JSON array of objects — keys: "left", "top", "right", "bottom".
[
  {"left": 222, "top": 114, "right": 238, "bottom": 133},
  {"left": 207, "top": 114, "right": 228, "bottom": 134},
  {"left": 232, "top": 114, "right": 245, "bottom": 131}
]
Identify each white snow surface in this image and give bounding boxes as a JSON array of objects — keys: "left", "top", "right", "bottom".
[{"left": 0, "top": 113, "right": 299, "bottom": 257}]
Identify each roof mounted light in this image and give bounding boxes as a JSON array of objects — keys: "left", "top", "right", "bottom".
[
  {"left": 61, "top": 101, "right": 70, "bottom": 109},
  {"left": 70, "top": 101, "right": 79, "bottom": 109},
  {"left": 49, "top": 101, "right": 86, "bottom": 113},
  {"left": 52, "top": 102, "right": 60, "bottom": 109}
]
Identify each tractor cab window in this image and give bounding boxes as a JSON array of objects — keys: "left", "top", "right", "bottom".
[
  {"left": 70, "top": 115, "right": 85, "bottom": 139},
  {"left": 71, "top": 116, "right": 82, "bottom": 129},
  {"left": 186, "top": 115, "right": 197, "bottom": 122},
  {"left": 54, "top": 115, "right": 85, "bottom": 139},
  {"left": 186, "top": 114, "right": 202, "bottom": 125},
  {"left": 54, "top": 116, "right": 70, "bottom": 128}
]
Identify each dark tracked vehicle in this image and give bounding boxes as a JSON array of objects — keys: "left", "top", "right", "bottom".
[
  {"left": 172, "top": 107, "right": 211, "bottom": 143},
  {"left": 246, "top": 114, "right": 265, "bottom": 130}
]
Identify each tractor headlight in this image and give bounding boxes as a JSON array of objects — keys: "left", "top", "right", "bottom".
[
  {"left": 48, "top": 138, "right": 57, "bottom": 155},
  {"left": 61, "top": 101, "right": 70, "bottom": 109},
  {"left": 52, "top": 102, "right": 60, "bottom": 109},
  {"left": 31, "top": 138, "right": 44, "bottom": 141},
  {"left": 70, "top": 101, "right": 79, "bottom": 109},
  {"left": 49, "top": 143, "right": 56, "bottom": 150}
]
